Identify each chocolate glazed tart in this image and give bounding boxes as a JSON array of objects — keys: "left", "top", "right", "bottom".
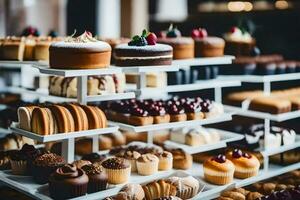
[{"left": 114, "top": 43, "right": 173, "bottom": 66}]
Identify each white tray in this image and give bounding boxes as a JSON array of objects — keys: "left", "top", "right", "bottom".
[
  {"left": 10, "top": 122, "right": 119, "bottom": 142},
  {"left": 164, "top": 129, "right": 244, "bottom": 154}
]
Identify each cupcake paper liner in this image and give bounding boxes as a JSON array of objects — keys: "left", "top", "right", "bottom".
[
  {"left": 10, "top": 160, "right": 27, "bottom": 175},
  {"left": 87, "top": 178, "right": 107, "bottom": 193},
  {"left": 136, "top": 160, "right": 158, "bottom": 176},
  {"left": 49, "top": 182, "right": 88, "bottom": 199},
  {"left": 158, "top": 157, "right": 173, "bottom": 171},
  {"left": 104, "top": 167, "right": 131, "bottom": 184}
]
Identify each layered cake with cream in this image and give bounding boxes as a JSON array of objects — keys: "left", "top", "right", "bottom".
[
  {"left": 114, "top": 30, "right": 173, "bottom": 66},
  {"left": 157, "top": 25, "right": 194, "bottom": 59},
  {"left": 49, "top": 74, "right": 125, "bottom": 98},
  {"left": 49, "top": 31, "right": 111, "bottom": 69}
]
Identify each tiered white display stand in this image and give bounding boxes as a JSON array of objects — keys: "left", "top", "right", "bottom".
[{"left": 1, "top": 57, "right": 298, "bottom": 199}]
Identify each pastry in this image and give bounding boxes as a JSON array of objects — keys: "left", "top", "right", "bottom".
[
  {"left": 220, "top": 190, "right": 245, "bottom": 200},
  {"left": 167, "top": 176, "right": 199, "bottom": 199},
  {"left": 192, "top": 28, "right": 225, "bottom": 57},
  {"left": 114, "top": 30, "right": 173, "bottom": 66},
  {"left": 247, "top": 192, "right": 263, "bottom": 200},
  {"left": 49, "top": 164, "right": 88, "bottom": 199},
  {"left": 0, "top": 151, "right": 10, "bottom": 170},
  {"left": 32, "top": 152, "right": 66, "bottom": 184},
  {"left": 148, "top": 104, "right": 170, "bottom": 124},
  {"left": 31, "top": 107, "right": 58, "bottom": 135},
  {"left": 171, "top": 149, "right": 193, "bottom": 170},
  {"left": 156, "top": 151, "right": 173, "bottom": 171},
  {"left": 203, "top": 154, "right": 235, "bottom": 185},
  {"left": 49, "top": 105, "right": 75, "bottom": 133},
  {"left": 23, "top": 36, "right": 36, "bottom": 60},
  {"left": 1, "top": 36, "right": 25, "bottom": 61},
  {"left": 0, "top": 134, "right": 34, "bottom": 151},
  {"left": 118, "top": 183, "right": 145, "bottom": 200},
  {"left": 81, "top": 105, "right": 107, "bottom": 129},
  {"left": 128, "top": 107, "right": 154, "bottom": 126},
  {"left": 49, "top": 31, "right": 111, "bottom": 69},
  {"left": 166, "top": 103, "right": 186, "bottom": 122},
  {"left": 249, "top": 97, "right": 291, "bottom": 114},
  {"left": 226, "top": 149, "right": 260, "bottom": 179},
  {"left": 108, "top": 131, "right": 126, "bottom": 146},
  {"left": 63, "top": 104, "right": 89, "bottom": 131},
  {"left": 17, "top": 106, "right": 38, "bottom": 131},
  {"left": 116, "top": 150, "right": 141, "bottom": 172},
  {"left": 82, "top": 164, "right": 108, "bottom": 193},
  {"left": 101, "top": 157, "right": 131, "bottom": 184},
  {"left": 136, "top": 153, "right": 159, "bottom": 175},
  {"left": 157, "top": 25, "right": 194, "bottom": 59},
  {"left": 9, "top": 149, "right": 28, "bottom": 175}
]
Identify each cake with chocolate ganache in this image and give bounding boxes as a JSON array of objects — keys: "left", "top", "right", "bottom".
[
  {"left": 114, "top": 29, "right": 173, "bottom": 66},
  {"left": 49, "top": 31, "right": 111, "bottom": 69}
]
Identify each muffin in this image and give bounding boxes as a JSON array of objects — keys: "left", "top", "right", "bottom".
[
  {"left": 136, "top": 153, "right": 159, "bottom": 176},
  {"left": 82, "top": 164, "right": 108, "bottom": 193},
  {"left": 49, "top": 164, "right": 88, "bottom": 199},
  {"left": 156, "top": 151, "right": 173, "bottom": 171},
  {"left": 226, "top": 149, "right": 260, "bottom": 179},
  {"left": 203, "top": 154, "right": 235, "bottom": 185},
  {"left": 32, "top": 152, "right": 66, "bottom": 184},
  {"left": 20, "top": 144, "right": 41, "bottom": 175},
  {"left": 171, "top": 149, "right": 193, "bottom": 170},
  {"left": 116, "top": 150, "right": 141, "bottom": 172},
  {"left": 101, "top": 157, "right": 131, "bottom": 184}
]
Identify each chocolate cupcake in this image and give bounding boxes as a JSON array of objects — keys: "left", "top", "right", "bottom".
[
  {"left": 49, "top": 164, "right": 88, "bottom": 199},
  {"left": 81, "top": 153, "right": 106, "bottom": 164},
  {"left": 20, "top": 144, "right": 41, "bottom": 175},
  {"left": 82, "top": 164, "right": 108, "bottom": 193},
  {"left": 9, "top": 150, "right": 28, "bottom": 175},
  {"left": 32, "top": 152, "right": 66, "bottom": 184},
  {"left": 101, "top": 157, "right": 131, "bottom": 184}
]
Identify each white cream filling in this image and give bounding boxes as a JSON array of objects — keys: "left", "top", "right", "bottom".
[{"left": 114, "top": 54, "right": 173, "bottom": 60}]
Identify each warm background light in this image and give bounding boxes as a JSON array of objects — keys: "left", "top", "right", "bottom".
[
  {"left": 228, "top": 1, "right": 245, "bottom": 12},
  {"left": 275, "top": 0, "right": 289, "bottom": 9}
]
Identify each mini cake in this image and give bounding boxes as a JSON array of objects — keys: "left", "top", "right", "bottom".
[
  {"left": 101, "top": 157, "right": 131, "bottom": 184},
  {"left": 128, "top": 107, "right": 154, "bottom": 126},
  {"left": 183, "top": 101, "right": 204, "bottom": 120},
  {"left": 148, "top": 104, "right": 170, "bottom": 124},
  {"left": 203, "top": 154, "right": 235, "bottom": 185},
  {"left": 171, "top": 149, "right": 193, "bottom": 170},
  {"left": 223, "top": 27, "right": 256, "bottom": 56},
  {"left": 166, "top": 102, "right": 187, "bottom": 122},
  {"left": 1, "top": 36, "right": 25, "bottom": 61},
  {"left": 156, "top": 151, "right": 173, "bottom": 171},
  {"left": 49, "top": 164, "right": 88, "bottom": 199},
  {"left": 136, "top": 153, "right": 159, "bottom": 175},
  {"left": 49, "top": 31, "right": 111, "bottom": 69},
  {"left": 114, "top": 29, "right": 173, "bottom": 66},
  {"left": 226, "top": 149, "right": 260, "bottom": 179},
  {"left": 116, "top": 150, "right": 141, "bottom": 172},
  {"left": 32, "top": 152, "right": 66, "bottom": 184},
  {"left": 192, "top": 28, "right": 225, "bottom": 57},
  {"left": 82, "top": 164, "right": 108, "bottom": 193},
  {"left": 157, "top": 24, "right": 194, "bottom": 59}
]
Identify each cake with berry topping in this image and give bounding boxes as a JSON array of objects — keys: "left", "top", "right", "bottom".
[
  {"left": 157, "top": 24, "right": 194, "bottom": 59},
  {"left": 49, "top": 31, "right": 111, "bottom": 69},
  {"left": 114, "top": 30, "right": 173, "bottom": 66},
  {"left": 192, "top": 28, "right": 225, "bottom": 57},
  {"left": 223, "top": 26, "right": 256, "bottom": 56}
]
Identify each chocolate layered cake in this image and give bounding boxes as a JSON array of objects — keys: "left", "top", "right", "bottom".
[{"left": 114, "top": 29, "right": 173, "bottom": 66}]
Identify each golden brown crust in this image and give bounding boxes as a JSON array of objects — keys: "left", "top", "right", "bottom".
[
  {"left": 128, "top": 115, "right": 154, "bottom": 126},
  {"left": 186, "top": 112, "right": 204, "bottom": 120},
  {"left": 173, "top": 152, "right": 193, "bottom": 170},
  {"left": 170, "top": 113, "right": 187, "bottom": 122},
  {"left": 81, "top": 105, "right": 104, "bottom": 129},
  {"left": 226, "top": 152, "right": 260, "bottom": 169},
  {"left": 153, "top": 114, "right": 170, "bottom": 124},
  {"left": 203, "top": 157, "right": 235, "bottom": 172},
  {"left": 49, "top": 105, "right": 75, "bottom": 133},
  {"left": 31, "top": 107, "right": 51, "bottom": 135},
  {"left": 63, "top": 104, "right": 89, "bottom": 131}
]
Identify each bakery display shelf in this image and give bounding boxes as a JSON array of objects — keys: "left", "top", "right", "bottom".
[
  {"left": 128, "top": 79, "right": 241, "bottom": 94},
  {"left": 172, "top": 55, "right": 235, "bottom": 67},
  {"left": 108, "top": 113, "right": 233, "bottom": 133},
  {"left": 259, "top": 135, "right": 300, "bottom": 157},
  {"left": 224, "top": 105, "right": 300, "bottom": 122},
  {"left": 219, "top": 72, "right": 300, "bottom": 83},
  {"left": 0, "top": 127, "right": 11, "bottom": 135},
  {"left": 0, "top": 170, "right": 120, "bottom": 200},
  {"left": 119, "top": 65, "right": 179, "bottom": 73},
  {"left": 35, "top": 65, "right": 122, "bottom": 77},
  {"left": 164, "top": 129, "right": 244, "bottom": 154},
  {"left": 0, "top": 60, "right": 47, "bottom": 69},
  {"left": 10, "top": 122, "right": 119, "bottom": 142}
]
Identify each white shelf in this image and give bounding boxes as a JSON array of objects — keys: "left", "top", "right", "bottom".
[
  {"left": 120, "top": 65, "right": 179, "bottom": 73},
  {"left": 130, "top": 79, "right": 241, "bottom": 94},
  {"left": 164, "top": 129, "right": 244, "bottom": 154},
  {"left": 219, "top": 72, "right": 300, "bottom": 83},
  {"left": 0, "top": 60, "right": 47, "bottom": 69},
  {"left": 6, "top": 87, "right": 135, "bottom": 103},
  {"left": 172, "top": 55, "right": 235, "bottom": 67},
  {"left": 36, "top": 66, "right": 122, "bottom": 77},
  {"left": 109, "top": 113, "right": 233, "bottom": 133},
  {"left": 10, "top": 122, "right": 119, "bottom": 142},
  {"left": 224, "top": 105, "right": 300, "bottom": 122},
  {"left": 259, "top": 135, "right": 300, "bottom": 157}
]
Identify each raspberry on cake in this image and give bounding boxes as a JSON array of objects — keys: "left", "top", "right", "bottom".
[{"left": 114, "top": 29, "right": 173, "bottom": 66}]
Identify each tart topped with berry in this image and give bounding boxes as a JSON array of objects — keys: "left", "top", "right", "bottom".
[
  {"left": 114, "top": 29, "right": 173, "bottom": 66},
  {"left": 157, "top": 24, "right": 194, "bottom": 59}
]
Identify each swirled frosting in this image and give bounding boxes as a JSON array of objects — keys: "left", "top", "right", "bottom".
[
  {"left": 65, "top": 31, "right": 98, "bottom": 43},
  {"left": 54, "top": 164, "right": 79, "bottom": 179}
]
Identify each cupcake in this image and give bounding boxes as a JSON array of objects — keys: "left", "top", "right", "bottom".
[
  {"left": 203, "top": 154, "right": 235, "bottom": 185},
  {"left": 72, "top": 160, "right": 92, "bottom": 169},
  {"left": 192, "top": 28, "right": 225, "bottom": 57},
  {"left": 49, "top": 164, "right": 88, "bottom": 199},
  {"left": 82, "top": 164, "right": 108, "bottom": 193},
  {"left": 136, "top": 153, "right": 159, "bottom": 176},
  {"left": 226, "top": 149, "right": 260, "bottom": 179},
  {"left": 101, "top": 157, "right": 131, "bottom": 184},
  {"left": 156, "top": 151, "right": 173, "bottom": 171},
  {"left": 20, "top": 144, "right": 41, "bottom": 175},
  {"left": 171, "top": 149, "right": 193, "bottom": 170},
  {"left": 9, "top": 145, "right": 35, "bottom": 175},
  {"left": 116, "top": 150, "right": 141, "bottom": 172},
  {"left": 81, "top": 153, "right": 106, "bottom": 164},
  {"left": 32, "top": 152, "right": 66, "bottom": 184}
]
